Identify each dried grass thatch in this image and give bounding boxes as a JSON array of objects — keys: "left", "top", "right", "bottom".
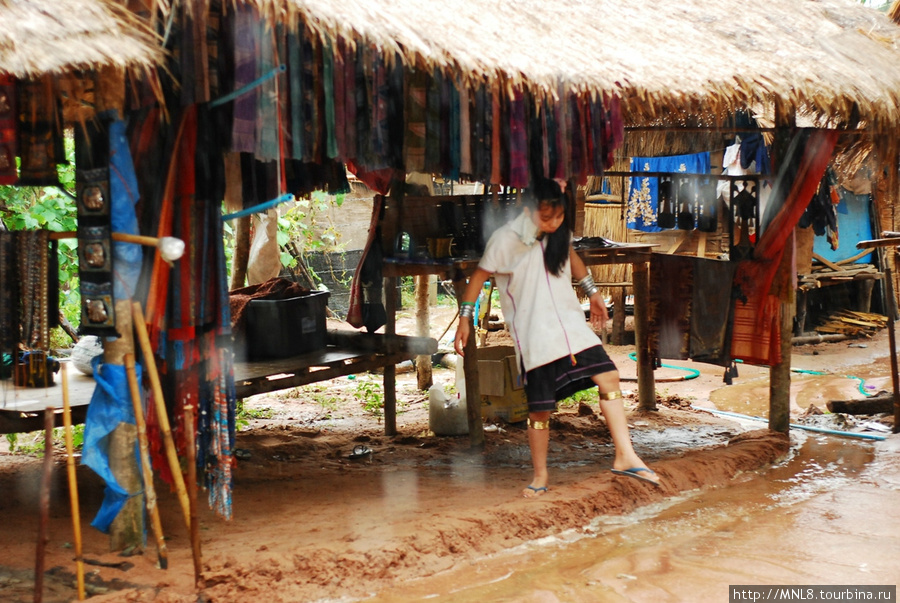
[
  {"left": 0, "top": 0, "right": 163, "bottom": 77},
  {"left": 243, "top": 0, "right": 900, "bottom": 130}
]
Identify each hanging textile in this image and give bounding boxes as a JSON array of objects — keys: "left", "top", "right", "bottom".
[
  {"left": 424, "top": 68, "right": 441, "bottom": 175},
  {"left": 0, "top": 231, "right": 18, "bottom": 358},
  {"left": 347, "top": 194, "right": 387, "bottom": 332},
  {"left": 341, "top": 39, "right": 358, "bottom": 163},
  {"left": 322, "top": 41, "right": 339, "bottom": 160},
  {"left": 404, "top": 67, "right": 428, "bottom": 173},
  {"left": 649, "top": 255, "right": 735, "bottom": 367},
  {"left": 230, "top": 3, "right": 258, "bottom": 154},
  {"left": 254, "top": 16, "right": 279, "bottom": 161},
  {"left": 150, "top": 103, "right": 236, "bottom": 519},
  {"left": 626, "top": 152, "right": 711, "bottom": 233},
  {"left": 472, "top": 85, "right": 491, "bottom": 183},
  {"left": 458, "top": 85, "right": 472, "bottom": 177},
  {"left": 17, "top": 77, "right": 64, "bottom": 186},
  {"left": 731, "top": 129, "right": 838, "bottom": 365},
  {"left": 0, "top": 74, "right": 16, "bottom": 185},
  {"left": 508, "top": 88, "right": 528, "bottom": 189}
]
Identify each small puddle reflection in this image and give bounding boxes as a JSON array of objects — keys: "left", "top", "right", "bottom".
[{"left": 366, "top": 434, "right": 899, "bottom": 603}]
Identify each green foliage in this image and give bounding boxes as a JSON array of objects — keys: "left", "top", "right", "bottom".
[
  {"left": 353, "top": 379, "right": 384, "bottom": 417},
  {"left": 235, "top": 400, "right": 274, "bottom": 431},
  {"left": 277, "top": 191, "right": 346, "bottom": 271},
  {"left": 558, "top": 388, "right": 597, "bottom": 409},
  {"left": 4, "top": 424, "right": 84, "bottom": 457}
]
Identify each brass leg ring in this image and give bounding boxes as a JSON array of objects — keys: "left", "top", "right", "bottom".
[
  {"left": 527, "top": 418, "right": 549, "bottom": 430},
  {"left": 598, "top": 390, "right": 622, "bottom": 401}
]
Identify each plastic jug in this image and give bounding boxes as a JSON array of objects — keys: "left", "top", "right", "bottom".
[{"left": 428, "top": 382, "right": 468, "bottom": 436}]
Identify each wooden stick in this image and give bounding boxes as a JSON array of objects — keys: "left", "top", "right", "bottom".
[
  {"left": 49, "top": 231, "right": 164, "bottom": 247},
  {"left": 34, "top": 408, "right": 54, "bottom": 603},
  {"left": 124, "top": 354, "right": 169, "bottom": 570},
  {"left": 183, "top": 404, "right": 203, "bottom": 587},
  {"left": 884, "top": 267, "right": 900, "bottom": 434},
  {"left": 130, "top": 301, "right": 192, "bottom": 533},
  {"left": 61, "top": 364, "right": 86, "bottom": 600}
]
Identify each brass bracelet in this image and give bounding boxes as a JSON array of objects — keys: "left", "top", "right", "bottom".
[
  {"left": 527, "top": 418, "right": 549, "bottom": 430},
  {"left": 598, "top": 390, "right": 622, "bottom": 400}
]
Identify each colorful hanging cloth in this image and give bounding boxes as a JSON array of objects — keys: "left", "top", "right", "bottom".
[{"left": 626, "top": 152, "right": 711, "bottom": 232}]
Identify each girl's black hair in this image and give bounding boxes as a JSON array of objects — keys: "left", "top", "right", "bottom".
[{"left": 532, "top": 178, "right": 571, "bottom": 276}]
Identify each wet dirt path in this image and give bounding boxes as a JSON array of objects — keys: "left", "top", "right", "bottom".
[{"left": 367, "top": 432, "right": 900, "bottom": 602}]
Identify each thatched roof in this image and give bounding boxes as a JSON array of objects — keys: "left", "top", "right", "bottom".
[
  {"left": 0, "top": 0, "right": 163, "bottom": 77},
  {"left": 250, "top": 0, "right": 900, "bottom": 129}
]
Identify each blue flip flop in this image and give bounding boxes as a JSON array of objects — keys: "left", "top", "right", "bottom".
[
  {"left": 523, "top": 485, "right": 548, "bottom": 497},
  {"left": 611, "top": 467, "right": 660, "bottom": 487}
]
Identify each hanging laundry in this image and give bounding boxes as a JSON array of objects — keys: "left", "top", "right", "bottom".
[{"left": 626, "top": 151, "right": 710, "bottom": 232}]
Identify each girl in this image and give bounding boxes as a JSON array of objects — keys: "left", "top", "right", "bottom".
[{"left": 454, "top": 179, "right": 660, "bottom": 498}]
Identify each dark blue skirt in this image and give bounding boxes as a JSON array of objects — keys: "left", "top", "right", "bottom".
[{"left": 523, "top": 345, "right": 617, "bottom": 413}]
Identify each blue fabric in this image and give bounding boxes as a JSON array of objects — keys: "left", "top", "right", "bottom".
[
  {"left": 82, "top": 358, "right": 140, "bottom": 532},
  {"left": 108, "top": 118, "right": 143, "bottom": 301},
  {"left": 812, "top": 192, "right": 873, "bottom": 264},
  {"left": 626, "top": 152, "right": 710, "bottom": 232}
]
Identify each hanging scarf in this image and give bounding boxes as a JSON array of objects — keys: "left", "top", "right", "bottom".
[
  {"left": 230, "top": 3, "right": 258, "bottom": 153},
  {"left": 322, "top": 40, "right": 339, "bottom": 159},
  {"left": 404, "top": 67, "right": 428, "bottom": 173},
  {"left": 508, "top": 88, "right": 528, "bottom": 189},
  {"left": 0, "top": 231, "right": 19, "bottom": 355},
  {"left": 458, "top": 84, "right": 472, "bottom": 177},
  {"left": 731, "top": 129, "right": 838, "bottom": 365},
  {"left": 424, "top": 68, "right": 441, "bottom": 175}
]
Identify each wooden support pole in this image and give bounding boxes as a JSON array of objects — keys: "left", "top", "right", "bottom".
[
  {"left": 414, "top": 274, "right": 433, "bottom": 391},
  {"left": 105, "top": 298, "right": 144, "bottom": 551},
  {"left": 183, "top": 404, "right": 203, "bottom": 587},
  {"left": 454, "top": 270, "right": 485, "bottom": 449},
  {"left": 34, "top": 407, "right": 54, "bottom": 603},
  {"left": 230, "top": 215, "right": 251, "bottom": 290},
  {"left": 769, "top": 101, "right": 794, "bottom": 435},
  {"left": 383, "top": 276, "right": 398, "bottom": 436},
  {"left": 132, "top": 302, "right": 192, "bottom": 533},
  {"left": 632, "top": 262, "right": 656, "bottom": 411},
  {"left": 124, "top": 354, "right": 168, "bottom": 570},
  {"left": 769, "top": 238, "right": 794, "bottom": 434},
  {"left": 610, "top": 287, "right": 626, "bottom": 345},
  {"left": 61, "top": 365, "right": 86, "bottom": 599},
  {"left": 883, "top": 267, "right": 900, "bottom": 434}
]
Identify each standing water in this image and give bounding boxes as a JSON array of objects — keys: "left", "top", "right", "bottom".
[{"left": 369, "top": 431, "right": 900, "bottom": 602}]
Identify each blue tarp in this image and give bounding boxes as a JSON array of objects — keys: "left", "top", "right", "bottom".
[{"left": 81, "top": 358, "right": 141, "bottom": 532}]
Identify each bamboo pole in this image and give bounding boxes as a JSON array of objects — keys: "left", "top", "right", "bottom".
[
  {"left": 883, "top": 267, "right": 900, "bottom": 434},
  {"left": 61, "top": 364, "right": 85, "bottom": 600},
  {"left": 124, "top": 354, "right": 168, "bottom": 570},
  {"left": 131, "top": 301, "right": 192, "bottom": 533},
  {"left": 34, "top": 407, "right": 54, "bottom": 603},
  {"left": 183, "top": 404, "right": 203, "bottom": 587}
]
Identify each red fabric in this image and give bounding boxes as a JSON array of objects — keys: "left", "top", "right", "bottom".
[
  {"left": 347, "top": 194, "right": 384, "bottom": 328},
  {"left": 731, "top": 129, "right": 838, "bottom": 365},
  {"left": 0, "top": 75, "right": 17, "bottom": 185}
]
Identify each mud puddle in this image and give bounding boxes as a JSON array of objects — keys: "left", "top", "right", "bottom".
[{"left": 366, "top": 433, "right": 900, "bottom": 602}]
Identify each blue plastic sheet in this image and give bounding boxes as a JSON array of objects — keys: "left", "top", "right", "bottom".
[
  {"left": 108, "top": 117, "right": 143, "bottom": 301},
  {"left": 81, "top": 357, "right": 141, "bottom": 532}
]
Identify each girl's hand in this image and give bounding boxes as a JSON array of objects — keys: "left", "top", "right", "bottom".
[
  {"left": 589, "top": 292, "right": 608, "bottom": 330},
  {"left": 454, "top": 320, "right": 470, "bottom": 356}
]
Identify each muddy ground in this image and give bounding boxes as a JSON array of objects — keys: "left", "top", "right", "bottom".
[{"left": 0, "top": 307, "right": 895, "bottom": 602}]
